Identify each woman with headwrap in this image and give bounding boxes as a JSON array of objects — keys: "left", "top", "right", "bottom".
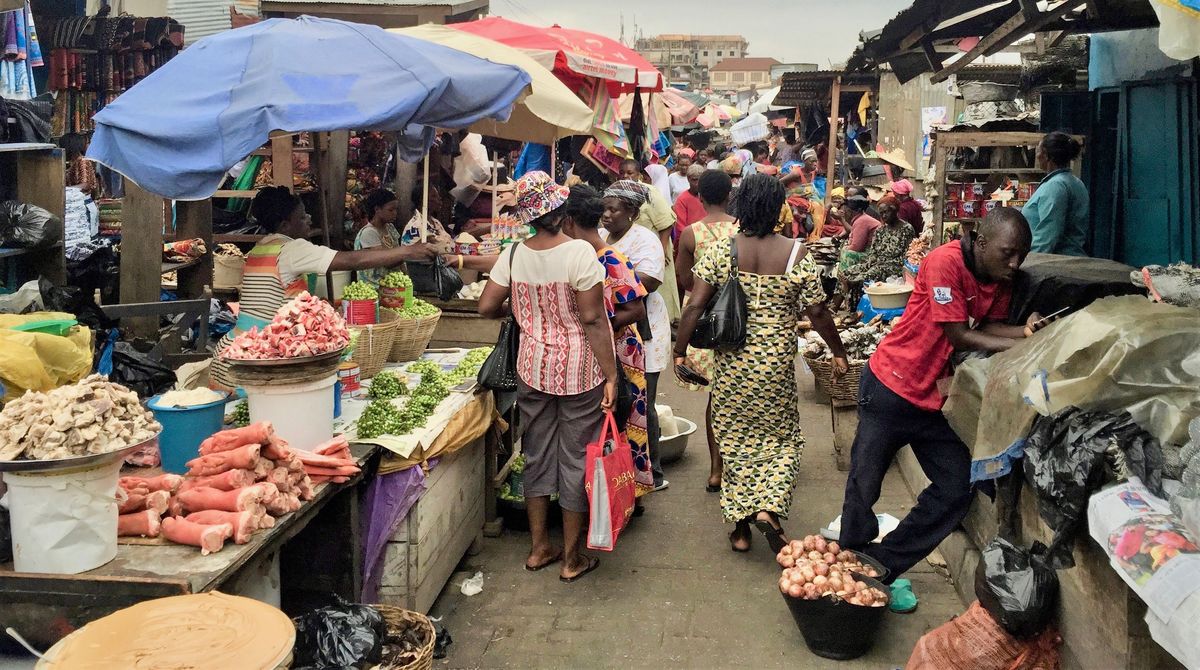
[
  {"left": 644, "top": 163, "right": 672, "bottom": 202},
  {"left": 617, "top": 160, "right": 682, "bottom": 322},
  {"left": 477, "top": 171, "right": 618, "bottom": 583},
  {"left": 602, "top": 179, "right": 673, "bottom": 494},
  {"left": 674, "top": 174, "right": 849, "bottom": 553},
  {"left": 890, "top": 179, "right": 925, "bottom": 233},
  {"left": 841, "top": 195, "right": 915, "bottom": 284}
]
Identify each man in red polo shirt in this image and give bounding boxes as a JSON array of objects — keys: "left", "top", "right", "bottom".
[{"left": 838, "top": 208, "right": 1054, "bottom": 612}]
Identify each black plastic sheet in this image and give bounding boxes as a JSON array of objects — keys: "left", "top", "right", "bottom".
[
  {"left": 106, "top": 342, "right": 176, "bottom": 398},
  {"left": 1008, "top": 253, "right": 1144, "bottom": 324},
  {"left": 292, "top": 598, "right": 386, "bottom": 670},
  {"left": 0, "top": 201, "right": 62, "bottom": 249},
  {"left": 975, "top": 537, "right": 1059, "bottom": 639}
]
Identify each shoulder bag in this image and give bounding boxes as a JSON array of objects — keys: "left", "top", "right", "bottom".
[
  {"left": 477, "top": 243, "right": 521, "bottom": 391},
  {"left": 406, "top": 254, "right": 465, "bottom": 302},
  {"left": 688, "top": 237, "right": 748, "bottom": 351}
]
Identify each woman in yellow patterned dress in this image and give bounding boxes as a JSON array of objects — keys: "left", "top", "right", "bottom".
[
  {"left": 674, "top": 174, "right": 849, "bottom": 554},
  {"left": 674, "top": 169, "right": 739, "bottom": 493}
]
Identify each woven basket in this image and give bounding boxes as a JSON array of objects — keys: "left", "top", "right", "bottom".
[
  {"left": 803, "top": 353, "right": 865, "bottom": 404},
  {"left": 370, "top": 604, "right": 436, "bottom": 670},
  {"left": 387, "top": 309, "right": 442, "bottom": 363},
  {"left": 349, "top": 308, "right": 400, "bottom": 379}
]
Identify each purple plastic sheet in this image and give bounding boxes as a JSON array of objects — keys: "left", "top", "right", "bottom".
[{"left": 359, "top": 458, "right": 441, "bottom": 602}]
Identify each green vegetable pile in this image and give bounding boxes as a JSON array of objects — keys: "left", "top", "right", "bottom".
[
  {"left": 342, "top": 281, "right": 379, "bottom": 301},
  {"left": 379, "top": 272, "right": 413, "bottom": 289},
  {"left": 368, "top": 370, "right": 408, "bottom": 400},
  {"left": 386, "top": 297, "right": 440, "bottom": 320},
  {"left": 355, "top": 348, "right": 494, "bottom": 439},
  {"left": 229, "top": 400, "right": 250, "bottom": 428}
]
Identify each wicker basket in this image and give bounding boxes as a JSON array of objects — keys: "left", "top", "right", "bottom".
[
  {"left": 370, "top": 604, "right": 436, "bottom": 670},
  {"left": 803, "top": 353, "right": 865, "bottom": 404},
  {"left": 387, "top": 309, "right": 442, "bottom": 363},
  {"left": 349, "top": 308, "right": 400, "bottom": 379}
]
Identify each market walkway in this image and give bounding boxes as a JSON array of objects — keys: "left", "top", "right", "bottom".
[{"left": 430, "top": 368, "right": 966, "bottom": 669}]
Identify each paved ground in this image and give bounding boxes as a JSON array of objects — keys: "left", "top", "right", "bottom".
[{"left": 430, "top": 366, "right": 967, "bottom": 669}]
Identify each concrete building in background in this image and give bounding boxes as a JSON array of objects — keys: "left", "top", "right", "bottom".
[
  {"left": 771, "top": 62, "right": 819, "bottom": 81},
  {"left": 635, "top": 33, "right": 749, "bottom": 89},
  {"left": 710, "top": 57, "right": 782, "bottom": 95}
]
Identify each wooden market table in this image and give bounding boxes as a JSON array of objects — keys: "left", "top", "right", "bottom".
[{"left": 0, "top": 443, "right": 381, "bottom": 650}]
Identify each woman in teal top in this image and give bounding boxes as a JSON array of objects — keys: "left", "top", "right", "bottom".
[{"left": 1023, "top": 132, "right": 1089, "bottom": 256}]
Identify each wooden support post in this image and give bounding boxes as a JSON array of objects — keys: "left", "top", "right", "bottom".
[
  {"left": 14, "top": 148, "right": 67, "bottom": 285},
  {"left": 933, "top": 138, "right": 949, "bottom": 245},
  {"left": 316, "top": 130, "right": 350, "bottom": 251},
  {"left": 272, "top": 134, "right": 294, "bottom": 191},
  {"left": 824, "top": 76, "right": 842, "bottom": 206},
  {"left": 174, "top": 199, "right": 213, "bottom": 300},
  {"left": 120, "top": 179, "right": 167, "bottom": 337},
  {"left": 830, "top": 399, "right": 857, "bottom": 472},
  {"left": 420, "top": 154, "right": 430, "bottom": 242},
  {"left": 396, "top": 159, "right": 419, "bottom": 225}
]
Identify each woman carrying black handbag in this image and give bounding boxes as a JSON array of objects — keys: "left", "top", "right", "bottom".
[
  {"left": 477, "top": 171, "right": 618, "bottom": 584},
  {"left": 673, "top": 174, "right": 850, "bottom": 555}
]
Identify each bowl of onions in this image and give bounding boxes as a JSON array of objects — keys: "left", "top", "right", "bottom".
[{"left": 775, "top": 534, "right": 892, "bottom": 660}]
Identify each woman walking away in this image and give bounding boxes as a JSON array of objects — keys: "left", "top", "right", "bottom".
[
  {"left": 675, "top": 174, "right": 849, "bottom": 554},
  {"left": 841, "top": 195, "right": 916, "bottom": 285},
  {"left": 602, "top": 180, "right": 672, "bottom": 493},
  {"left": 478, "top": 172, "right": 619, "bottom": 583},
  {"left": 561, "top": 184, "right": 654, "bottom": 497},
  {"left": 1024, "top": 131, "right": 1088, "bottom": 256},
  {"left": 674, "top": 170, "right": 739, "bottom": 493}
]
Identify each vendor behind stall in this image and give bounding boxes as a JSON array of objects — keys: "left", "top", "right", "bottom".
[
  {"left": 837, "top": 207, "right": 1056, "bottom": 613},
  {"left": 210, "top": 187, "right": 437, "bottom": 389}
]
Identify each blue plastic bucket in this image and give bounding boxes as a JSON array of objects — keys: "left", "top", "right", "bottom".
[{"left": 148, "top": 394, "right": 228, "bottom": 473}]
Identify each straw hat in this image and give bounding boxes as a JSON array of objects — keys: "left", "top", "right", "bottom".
[{"left": 875, "top": 148, "right": 914, "bottom": 172}]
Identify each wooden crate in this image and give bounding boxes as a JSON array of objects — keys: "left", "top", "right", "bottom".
[{"left": 378, "top": 437, "right": 485, "bottom": 613}]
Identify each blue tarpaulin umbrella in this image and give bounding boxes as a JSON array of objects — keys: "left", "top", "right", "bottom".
[{"left": 86, "top": 16, "right": 532, "bottom": 200}]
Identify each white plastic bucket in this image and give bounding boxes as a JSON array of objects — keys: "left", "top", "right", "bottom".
[
  {"left": 244, "top": 374, "right": 336, "bottom": 452},
  {"left": 4, "top": 460, "right": 121, "bottom": 574}
]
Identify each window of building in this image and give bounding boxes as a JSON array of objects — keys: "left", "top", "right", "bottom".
[
  {"left": 713, "top": 72, "right": 727, "bottom": 83},
  {"left": 751, "top": 71, "right": 763, "bottom": 82},
  {"left": 717, "top": 50, "right": 723, "bottom": 56},
  {"left": 732, "top": 72, "right": 745, "bottom": 82},
  {"left": 702, "top": 51, "right": 708, "bottom": 56}
]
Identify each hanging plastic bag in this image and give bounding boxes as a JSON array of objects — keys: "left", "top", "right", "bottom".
[
  {"left": 906, "top": 601, "right": 1061, "bottom": 670},
  {"left": 0, "top": 201, "right": 62, "bottom": 249},
  {"left": 1023, "top": 406, "right": 1166, "bottom": 566},
  {"left": 975, "top": 537, "right": 1059, "bottom": 638},
  {"left": 0, "top": 312, "right": 94, "bottom": 400},
  {"left": 585, "top": 411, "right": 637, "bottom": 551},
  {"left": 291, "top": 597, "right": 386, "bottom": 670}
]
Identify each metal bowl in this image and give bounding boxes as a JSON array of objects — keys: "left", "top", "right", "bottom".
[
  {"left": 223, "top": 348, "right": 345, "bottom": 367},
  {"left": 0, "top": 431, "right": 161, "bottom": 474},
  {"left": 658, "top": 417, "right": 698, "bottom": 465}
]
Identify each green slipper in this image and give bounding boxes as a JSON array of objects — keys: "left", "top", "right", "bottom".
[{"left": 888, "top": 578, "right": 919, "bottom": 614}]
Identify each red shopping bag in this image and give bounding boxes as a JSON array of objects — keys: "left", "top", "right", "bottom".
[{"left": 585, "top": 411, "right": 638, "bottom": 551}]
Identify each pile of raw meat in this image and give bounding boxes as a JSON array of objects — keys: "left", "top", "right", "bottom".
[
  {"left": 223, "top": 291, "right": 350, "bottom": 360},
  {"left": 0, "top": 375, "right": 161, "bottom": 461},
  {"left": 116, "top": 422, "right": 361, "bottom": 555}
]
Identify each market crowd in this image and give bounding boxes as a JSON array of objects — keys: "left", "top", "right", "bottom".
[{"left": 328, "top": 129, "right": 1078, "bottom": 596}]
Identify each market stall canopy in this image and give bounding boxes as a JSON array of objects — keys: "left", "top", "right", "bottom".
[
  {"left": 617, "top": 89, "right": 700, "bottom": 128},
  {"left": 86, "top": 16, "right": 532, "bottom": 200},
  {"left": 452, "top": 16, "right": 663, "bottom": 93},
  {"left": 748, "top": 86, "right": 791, "bottom": 115},
  {"left": 391, "top": 24, "right": 592, "bottom": 144}
]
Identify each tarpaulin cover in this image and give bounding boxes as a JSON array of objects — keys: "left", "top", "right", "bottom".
[
  {"left": 1008, "top": 253, "right": 1145, "bottom": 324},
  {"left": 944, "top": 295, "right": 1200, "bottom": 481},
  {"left": 86, "top": 16, "right": 531, "bottom": 200},
  {"left": 360, "top": 463, "right": 428, "bottom": 603}
]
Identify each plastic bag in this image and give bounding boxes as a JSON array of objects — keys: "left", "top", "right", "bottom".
[
  {"left": 586, "top": 411, "right": 637, "bottom": 551},
  {"left": 0, "top": 312, "right": 94, "bottom": 400},
  {"left": 906, "top": 601, "right": 1060, "bottom": 670},
  {"left": 1023, "top": 407, "right": 1165, "bottom": 565},
  {"left": 108, "top": 342, "right": 176, "bottom": 398},
  {"left": 0, "top": 201, "right": 62, "bottom": 249},
  {"left": 39, "top": 277, "right": 115, "bottom": 335},
  {"left": 291, "top": 597, "right": 386, "bottom": 670},
  {"left": 975, "top": 537, "right": 1059, "bottom": 638}
]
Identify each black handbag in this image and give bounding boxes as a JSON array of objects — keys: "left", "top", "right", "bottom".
[
  {"left": 612, "top": 363, "right": 634, "bottom": 432},
  {"left": 407, "top": 256, "right": 464, "bottom": 302},
  {"left": 477, "top": 243, "right": 521, "bottom": 391},
  {"left": 688, "top": 237, "right": 748, "bottom": 351}
]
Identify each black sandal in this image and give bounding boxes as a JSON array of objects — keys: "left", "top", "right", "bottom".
[
  {"left": 705, "top": 482, "right": 721, "bottom": 493},
  {"left": 753, "top": 518, "right": 788, "bottom": 554},
  {"left": 729, "top": 529, "right": 751, "bottom": 553},
  {"left": 559, "top": 556, "right": 600, "bottom": 583}
]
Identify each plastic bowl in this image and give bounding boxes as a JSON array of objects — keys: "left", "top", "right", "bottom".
[
  {"left": 864, "top": 283, "right": 913, "bottom": 310},
  {"left": 657, "top": 417, "right": 697, "bottom": 464},
  {"left": 781, "top": 572, "right": 891, "bottom": 660}
]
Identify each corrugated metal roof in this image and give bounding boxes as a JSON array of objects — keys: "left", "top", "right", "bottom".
[{"left": 169, "top": 0, "right": 232, "bottom": 45}]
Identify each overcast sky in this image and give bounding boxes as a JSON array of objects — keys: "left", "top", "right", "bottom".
[{"left": 488, "top": 0, "right": 913, "bottom": 66}]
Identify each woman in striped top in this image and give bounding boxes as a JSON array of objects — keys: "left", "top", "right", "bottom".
[{"left": 210, "top": 187, "right": 437, "bottom": 389}]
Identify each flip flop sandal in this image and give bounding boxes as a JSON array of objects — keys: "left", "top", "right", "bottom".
[
  {"left": 729, "top": 530, "right": 751, "bottom": 553},
  {"left": 753, "top": 519, "right": 788, "bottom": 554},
  {"left": 524, "top": 552, "right": 563, "bottom": 572},
  {"left": 889, "top": 579, "right": 919, "bottom": 614},
  {"left": 705, "top": 483, "right": 721, "bottom": 493},
  {"left": 559, "top": 557, "right": 600, "bottom": 583}
]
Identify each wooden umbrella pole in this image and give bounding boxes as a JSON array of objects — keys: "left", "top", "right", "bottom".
[
  {"left": 550, "top": 142, "right": 557, "bottom": 181},
  {"left": 421, "top": 152, "right": 430, "bottom": 243},
  {"left": 491, "top": 150, "right": 499, "bottom": 223}
]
